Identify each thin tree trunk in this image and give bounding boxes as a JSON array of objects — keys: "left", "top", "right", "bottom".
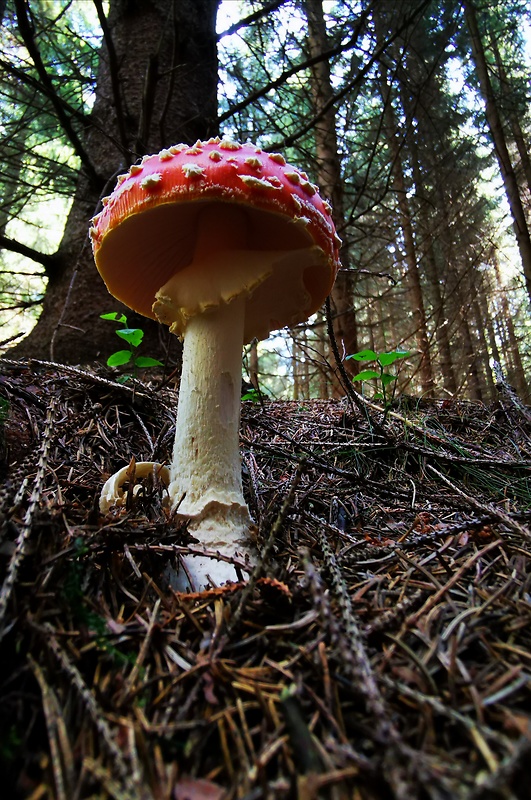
[
  {"left": 401, "top": 81, "right": 457, "bottom": 395},
  {"left": 314, "top": 312, "right": 330, "bottom": 398},
  {"left": 372, "top": 4, "right": 435, "bottom": 396},
  {"left": 494, "top": 307, "right": 512, "bottom": 371},
  {"left": 493, "top": 259, "right": 529, "bottom": 398},
  {"left": 303, "top": 0, "right": 358, "bottom": 393},
  {"left": 249, "top": 340, "right": 259, "bottom": 391},
  {"left": 459, "top": 312, "right": 483, "bottom": 402},
  {"left": 490, "top": 34, "right": 531, "bottom": 197},
  {"left": 471, "top": 295, "right": 496, "bottom": 400},
  {"left": 464, "top": 0, "right": 531, "bottom": 303},
  {"left": 292, "top": 329, "right": 301, "bottom": 400},
  {"left": 428, "top": 248, "right": 457, "bottom": 395},
  {"left": 379, "top": 94, "right": 435, "bottom": 394},
  {"left": 301, "top": 328, "right": 310, "bottom": 398},
  {"left": 477, "top": 271, "right": 504, "bottom": 396}
]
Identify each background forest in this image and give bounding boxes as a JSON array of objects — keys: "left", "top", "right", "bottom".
[
  {"left": 3, "top": 4, "right": 531, "bottom": 798},
  {"left": 1, "top": 0, "right": 530, "bottom": 402}
]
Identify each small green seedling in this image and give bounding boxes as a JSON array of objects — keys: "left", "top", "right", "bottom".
[
  {"left": 241, "top": 388, "right": 261, "bottom": 402},
  {"left": 346, "top": 348, "right": 411, "bottom": 405},
  {"left": 101, "top": 312, "right": 163, "bottom": 382}
]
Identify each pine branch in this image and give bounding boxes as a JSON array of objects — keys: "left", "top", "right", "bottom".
[
  {"left": 13, "top": 0, "right": 101, "bottom": 187},
  {"left": 0, "top": 57, "right": 125, "bottom": 162},
  {"left": 0, "top": 57, "right": 87, "bottom": 127},
  {"left": 275, "top": 0, "right": 433, "bottom": 150},
  {"left": 0, "top": 233, "right": 58, "bottom": 272},
  {"left": 218, "top": 4, "right": 372, "bottom": 126},
  {"left": 219, "top": 0, "right": 431, "bottom": 143},
  {"left": 217, "top": 0, "right": 286, "bottom": 39}
]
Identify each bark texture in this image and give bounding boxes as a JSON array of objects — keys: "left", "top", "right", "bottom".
[
  {"left": 464, "top": 0, "right": 531, "bottom": 305},
  {"left": 303, "top": 0, "right": 358, "bottom": 389},
  {"left": 12, "top": 0, "right": 219, "bottom": 364},
  {"left": 376, "top": 46, "right": 435, "bottom": 395}
]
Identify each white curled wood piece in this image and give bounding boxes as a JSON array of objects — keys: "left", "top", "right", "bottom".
[{"left": 100, "top": 461, "right": 170, "bottom": 514}]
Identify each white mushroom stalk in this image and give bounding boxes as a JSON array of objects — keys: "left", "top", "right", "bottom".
[
  {"left": 165, "top": 296, "right": 255, "bottom": 586},
  {"left": 152, "top": 205, "right": 259, "bottom": 588}
]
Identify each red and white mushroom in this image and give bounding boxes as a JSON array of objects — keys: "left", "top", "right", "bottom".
[{"left": 90, "top": 137, "right": 340, "bottom": 590}]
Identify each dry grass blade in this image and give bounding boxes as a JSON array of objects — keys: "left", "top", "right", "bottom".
[
  {"left": 427, "top": 463, "right": 531, "bottom": 541},
  {"left": 0, "top": 396, "right": 56, "bottom": 636},
  {"left": 29, "top": 656, "right": 75, "bottom": 800},
  {"left": 30, "top": 619, "right": 138, "bottom": 794}
]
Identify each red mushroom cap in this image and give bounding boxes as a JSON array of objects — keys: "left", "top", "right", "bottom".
[{"left": 90, "top": 137, "right": 341, "bottom": 342}]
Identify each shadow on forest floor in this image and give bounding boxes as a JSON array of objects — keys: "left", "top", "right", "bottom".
[{"left": 0, "top": 357, "right": 530, "bottom": 800}]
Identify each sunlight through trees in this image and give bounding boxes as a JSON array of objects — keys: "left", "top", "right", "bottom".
[{"left": 1, "top": 0, "right": 530, "bottom": 399}]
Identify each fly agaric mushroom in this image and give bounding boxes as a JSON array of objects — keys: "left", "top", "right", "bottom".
[{"left": 90, "top": 137, "right": 340, "bottom": 590}]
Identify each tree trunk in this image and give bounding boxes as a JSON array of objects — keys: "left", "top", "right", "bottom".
[
  {"left": 248, "top": 340, "right": 259, "bottom": 391},
  {"left": 11, "top": 0, "right": 219, "bottom": 364},
  {"left": 464, "top": 0, "right": 531, "bottom": 304},
  {"left": 478, "top": 275, "right": 501, "bottom": 366},
  {"left": 471, "top": 295, "right": 496, "bottom": 400},
  {"left": 292, "top": 328, "right": 302, "bottom": 400},
  {"left": 378, "top": 93, "right": 435, "bottom": 395},
  {"left": 303, "top": 0, "right": 358, "bottom": 391},
  {"left": 489, "top": 34, "right": 531, "bottom": 198},
  {"left": 400, "top": 81, "right": 457, "bottom": 396},
  {"left": 371, "top": 4, "right": 435, "bottom": 397},
  {"left": 314, "top": 312, "right": 330, "bottom": 398},
  {"left": 493, "top": 259, "right": 529, "bottom": 399},
  {"left": 458, "top": 312, "right": 483, "bottom": 402}
]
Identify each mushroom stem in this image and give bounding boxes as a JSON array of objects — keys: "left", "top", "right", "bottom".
[{"left": 168, "top": 295, "right": 256, "bottom": 588}]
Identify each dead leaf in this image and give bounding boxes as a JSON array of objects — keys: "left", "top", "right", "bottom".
[{"left": 174, "top": 777, "right": 225, "bottom": 800}]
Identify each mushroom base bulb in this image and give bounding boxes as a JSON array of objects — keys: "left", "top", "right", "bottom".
[
  {"left": 99, "top": 460, "right": 255, "bottom": 592},
  {"left": 175, "top": 505, "right": 257, "bottom": 592}
]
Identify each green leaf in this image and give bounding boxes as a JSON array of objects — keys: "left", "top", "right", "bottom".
[
  {"left": 378, "top": 350, "right": 411, "bottom": 367},
  {"left": 346, "top": 349, "right": 378, "bottom": 362},
  {"left": 380, "top": 373, "right": 397, "bottom": 387},
  {"left": 107, "top": 350, "right": 132, "bottom": 367},
  {"left": 242, "top": 389, "right": 261, "bottom": 402},
  {"left": 352, "top": 369, "right": 380, "bottom": 382},
  {"left": 117, "top": 375, "right": 132, "bottom": 384},
  {"left": 101, "top": 312, "right": 128, "bottom": 325},
  {"left": 134, "top": 356, "right": 164, "bottom": 368},
  {"left": 116, "top": 328, "right": 144, "bottom": 347}
]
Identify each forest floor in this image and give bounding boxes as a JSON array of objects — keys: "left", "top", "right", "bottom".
[{"left": 0, "top": 357, "right": 530, "bottom": 800}]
